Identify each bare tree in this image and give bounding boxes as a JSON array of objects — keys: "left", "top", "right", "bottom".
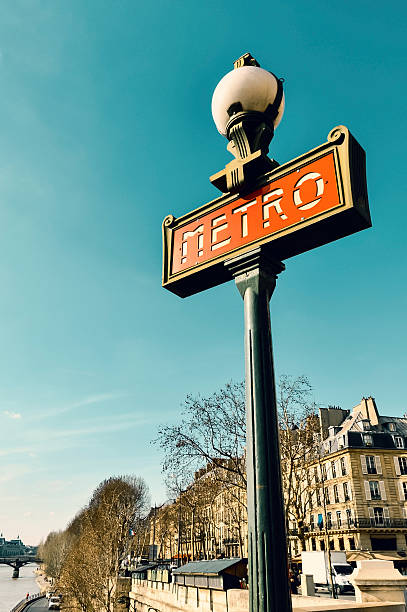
[
  {"left": 44, "top": 475, "right": 149, "bottom": 612},
  {"left": 155, "top": 376, "right": 319, "bottom": 558},
  {"left": 38, "top": 530, "right": 72, "bottom": 583},
  {"left": 278, "top": 375, "right": 319, "bottom": 553},
  {"left": 154, "top": 382, "right": 247, "bottom": 503}
]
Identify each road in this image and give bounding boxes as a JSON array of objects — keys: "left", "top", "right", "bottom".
[{"left": 24, "top": 598, "right": 48, "bottom": 610}]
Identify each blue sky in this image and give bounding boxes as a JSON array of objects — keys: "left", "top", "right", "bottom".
[{"left": 0, "top": 1, "right": 406, "bottom": 545}]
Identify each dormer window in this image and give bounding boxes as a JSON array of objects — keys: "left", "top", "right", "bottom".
[
  {"left": 364, "top": 434, "right": 373, "bottom": 446},
  {"left": 389, "top": 423, "right": 396, "bottom": 432},
  {"left": 394, "top": 436, "right": 404, "bottom": 449}
]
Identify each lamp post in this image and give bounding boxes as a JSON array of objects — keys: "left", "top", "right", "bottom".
[
  {"left": 211, "top": 54, "right": 292, "bottom": 612},
  {"left": 163, "top": 49, "right": 370, "bottom": 612}
]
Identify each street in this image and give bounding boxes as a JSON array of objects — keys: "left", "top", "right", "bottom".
[{"left": 25, "top": 598, "right": 48, "bottom": 610}]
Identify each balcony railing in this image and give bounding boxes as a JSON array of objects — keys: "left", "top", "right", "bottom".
[{"left": 309, "top": 518, "right": 407, "bottom": 532}]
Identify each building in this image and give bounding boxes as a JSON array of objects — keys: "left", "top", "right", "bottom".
[
  {"left": 148, "top": 396, "right": 407, "bottom": 562},
  {"left": 146, "top": 466, "right": 248, "bottom": 562},
  {"left": 0, "top": 533, "right": 35, "bottom": 557},
  {"left": 303, "top": 397, "right": 407, "bottom": 558}
]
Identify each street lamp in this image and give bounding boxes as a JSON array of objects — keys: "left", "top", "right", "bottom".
[
  {"left": 210, "top": 53, "right": 284, "bottom": 194},
  {"left": 213, "top": 53, "right": 292, "bottom": 612},
  {"left": 162, "top": 49, "right": 370, "bottom": 612}
]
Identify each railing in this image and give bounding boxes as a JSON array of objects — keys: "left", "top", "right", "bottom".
[
  {"left": 0, "top": 556, "right": 39, "bottom": 563},
  {"left": 309, "top": 518, "right": 407, "bottom": 532},
  {"left": 288, "top": 528, "right": 309, "bottom": 536},
  {"left": 223, "top": 538, "right": 239, "bottom": 544},
  {"left": 10, "top": 592, "right": 43, "bottom": 612}
]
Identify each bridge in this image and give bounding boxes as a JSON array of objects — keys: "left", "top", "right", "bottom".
[{"left": 0, "top": 556, "right": 40, "bottom": 578}]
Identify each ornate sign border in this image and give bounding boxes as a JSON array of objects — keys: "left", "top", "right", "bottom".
[{"left": 162, "top": 125, "right": 370, "bottom": 298}]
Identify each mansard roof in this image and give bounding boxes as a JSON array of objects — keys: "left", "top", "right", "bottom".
[{"left": 319, "top": 397, "right": 407, "bottom": 455}]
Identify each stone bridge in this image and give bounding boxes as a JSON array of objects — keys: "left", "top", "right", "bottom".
[{"left": 0, "top": 556, "right": 40, "bottom": 578}]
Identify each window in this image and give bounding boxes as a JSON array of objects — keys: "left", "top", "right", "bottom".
[
  {"left": 395, "top": 436, "right": 404, "bottom": 449},
  {"left": 389, "top": 423, "right": 396, "bottom": 432},
  {"left": 324, "top": 488, "right": 330, "bottom": 505},
  {"left": 403, "top": 482, "right": 407, "bottom": 501},
  {"left": 334, "top": 484, "right": 340, "bottom": 503},
  {"left": 340, "top": 457, "right": 347, "bottom": 476},
  {"left": 331, "top": 461, "right": 337, "bottom": 478},
  {"left": 366, "top": 455, "right": 377, "bottom": 474},
  {"left": 321, "top": 464, "right": 327, "bottom": 481},
  {"left": 399, "top": 457, "right": 407, "bottom": 475},
  {"left": 310, "top": 515, "right": 315, "bottom": 530},
  {"left": 311, "top": 537, "right": 316, "bottom": 551},
  {"left": 369, "top": 481, "right": 381, "bottom": 500},
  {"left": 329, "top": 539, "right": 335, "bottom": 550},
  {"left": 316, "top": 489, "right": 321, "bottom": 506},
  {"left": 314, "top": 467, "right": 319, "bottom": 484},
  {"left": 349, "top": 537, "right": 355, "bottom": 550},
  {"left": 338, "top": 537, "right": 344, "bottom": 551},
  {"left": 320, "top": 539, "right": 325, "bottom": 551},
  {"left": 373, "top": 507, "right": 385, "bottom": 526},
  {"left": 346, "top": 509, "right": 353, "bottom": 526},
  {"left": 327, "top": 512, "right": 332, "bottom": 529},
  {"left": 364, "top": 434, "right": 373, "bottom": 446},
  {"left": 343, "top": 482, "right": 350, "bottom": 501},
  {"left": 336, "top": 511, "right": 342, "bottom": 528}
]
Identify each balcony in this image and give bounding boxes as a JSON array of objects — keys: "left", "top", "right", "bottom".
[{"left": 308, "top": 518, "right": 407, "bottom": 532}]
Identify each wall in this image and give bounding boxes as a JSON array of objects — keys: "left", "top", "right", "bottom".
[{"left": 129, "top": 579, "right": 405, "bottom": 612}]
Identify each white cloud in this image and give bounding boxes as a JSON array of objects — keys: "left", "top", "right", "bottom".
[
  {"left": 33, "top": 392, "right": 125, "bottom": 421},
  {"left": 3, "top": 410, "right": 22, "bottom": 419},
  {"left": 0, "top": 447, "right": 32, "bottom": 458},
  {"left": 0, "top": 464, "right": 34, "bottom": 483}
]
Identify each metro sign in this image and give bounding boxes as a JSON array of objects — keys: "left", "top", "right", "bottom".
[{"left": 163, "top": 125, "right": 371, "bottom": 297}]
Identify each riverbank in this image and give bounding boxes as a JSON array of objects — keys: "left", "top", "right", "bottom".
[{"left": 33, "top": 568, "right": 49, "bottom": 594}]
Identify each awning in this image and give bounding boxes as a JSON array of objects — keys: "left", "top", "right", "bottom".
[
  {"left": 172, "top": 558, "right": 244, "bottom": 575},
  {"left": 347, "top": 551, "right": 406, "bottom": 562}
]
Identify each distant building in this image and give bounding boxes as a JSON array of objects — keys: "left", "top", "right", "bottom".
[{"left": 0, "top": 533, "right": 36, "bottom": 557}]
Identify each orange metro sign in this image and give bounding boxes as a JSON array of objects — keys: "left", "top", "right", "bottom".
[{"left": 162, "top": 126, "right": 371, "bottom": 298}]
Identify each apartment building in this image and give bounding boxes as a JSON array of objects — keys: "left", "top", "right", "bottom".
[{"left": 303, "top": 397, "right": 407, "bottom": 557}]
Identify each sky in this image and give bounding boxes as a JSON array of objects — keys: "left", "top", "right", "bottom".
[{"left": 0, "top": 0, "right": 406, "bottom": 545}]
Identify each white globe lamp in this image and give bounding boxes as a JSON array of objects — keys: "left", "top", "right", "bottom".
[{"left": 209, "top": 53, "right": 284, "bottom": 193}]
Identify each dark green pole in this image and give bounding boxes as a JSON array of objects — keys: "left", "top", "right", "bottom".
[{"left": 225, "top": 246, "right": 292, "bottom": 612}]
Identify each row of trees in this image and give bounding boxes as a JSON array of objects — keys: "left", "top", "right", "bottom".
[
  {"left": 38, "top": 375, "right": 321, "bottom": 610},
  {"left": 154, "top": 375, "right": 320, "bottom": 554},
  {"left": 39, "top": 475, "right": 149, "bottom": 612}
]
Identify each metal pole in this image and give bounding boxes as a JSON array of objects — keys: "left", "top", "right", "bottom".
[
  {"left": 177, "top": 493, "right": 181, "bottom": 567},
  {"left": 225, "top": 247, "right": 292, "bottom": 612}
]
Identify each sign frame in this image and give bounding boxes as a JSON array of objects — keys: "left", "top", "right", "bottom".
[{"left": 162, "top": 125, "right": 370, "bottom": 298}]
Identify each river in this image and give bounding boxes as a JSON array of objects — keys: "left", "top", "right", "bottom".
[{"left": 0, "top": 563, "right": 39, "bottom": 612}]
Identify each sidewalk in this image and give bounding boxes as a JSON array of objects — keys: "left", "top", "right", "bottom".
[{"left": 34, "top": 567, "right": 51, "bottom": 594}]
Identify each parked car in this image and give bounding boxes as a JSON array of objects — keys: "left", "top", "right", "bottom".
[
  {"left": 46, "top": 591, "right": 55, "bottom": 599},
  {"left": 48, "top": 596, "right": 61, "bottom": 610}
]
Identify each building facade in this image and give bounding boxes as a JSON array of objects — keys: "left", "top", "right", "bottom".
[
  {"left": 302, "top": 397, "right": 407, "bottom": 557},
  {"left": 0, "top": 534, "right": 35, "bottom": 557}
]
